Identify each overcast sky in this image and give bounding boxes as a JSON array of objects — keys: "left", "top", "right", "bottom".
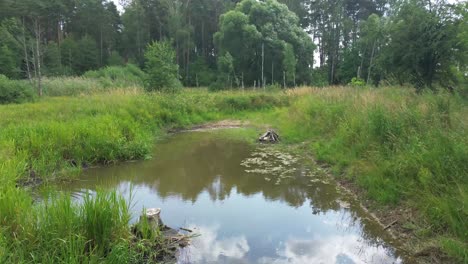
[{"left": 111, "top": 0, "right": 463, "bottom": 13}]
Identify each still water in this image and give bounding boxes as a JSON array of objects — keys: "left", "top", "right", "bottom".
[{"left": 60, "top": 130, "right": 404, "bottom": 264}]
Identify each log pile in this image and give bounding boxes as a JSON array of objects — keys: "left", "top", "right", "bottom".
[{"left": 258, "top": 130, "right": 280, "bottom": 143}]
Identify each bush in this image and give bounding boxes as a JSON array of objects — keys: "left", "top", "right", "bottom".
[
  {"left": 0, "top": 75, "right": 35, "bottom": 104},
  {"left": 84, "top": 64, "right": 146, "bottom": 87},
  {"left": 310, "top": 67, "right": 329, "bottom": 87},
  {"left": 208, "top": 80, "right": 226, "bottom": 91},
  {"left": 144, "top": 41, "right": 182, "bottom": 92},
  {"left": 349, "top": 77, "right": 366, "bottom": 86}
]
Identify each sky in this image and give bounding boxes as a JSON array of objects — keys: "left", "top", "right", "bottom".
[
  {"left": 111, "top": 0, "right": 124, "bottom": 13},
  {"left": 111, "top": 0, "right": 463, "bottom": 14}
]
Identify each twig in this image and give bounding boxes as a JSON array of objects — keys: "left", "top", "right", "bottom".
[
  {"left": 180, "top": 227, "right": 193, "bottom": 233},
  {"left": 384, "top": 220, "right": 398, "bottom": 230}
]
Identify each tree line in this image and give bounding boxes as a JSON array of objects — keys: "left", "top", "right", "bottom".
[{"left": 0, "top": 0, "right": 466, "bottom": 92}]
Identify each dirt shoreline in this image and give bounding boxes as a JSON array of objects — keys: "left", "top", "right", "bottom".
[
  {"left": 318, "top": 163, "right": 455, "bottom": 264},
  {"left": 177, "top": 119, "right": 251, "bottom": 132}
]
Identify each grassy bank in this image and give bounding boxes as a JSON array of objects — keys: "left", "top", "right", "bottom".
[
  {"left": 0, "top": 90, "right": 288, "bottom": 262},
  {"left": 1, "top": 86, "right": 466, "bottom": 262},
  {"left": 264, "top": 87, "right": 466, "bottom": 262}
]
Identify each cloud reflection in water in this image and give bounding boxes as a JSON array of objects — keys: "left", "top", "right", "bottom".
[
  {"left": 178, "top": 224, "right": 401, "bottom": 264},
  {"left": 259, "top": 235, "right": 402, "bottom": 264},
  {"left": 178, "top": 225, "right": 250, "bottom": 264}
]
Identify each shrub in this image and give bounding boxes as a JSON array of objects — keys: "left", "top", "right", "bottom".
[
  {"left": 144, "top": 41, "right": 182, "bottom": 92},
  {"left": 0, "top": 75, "right": 35, "bottom": 104},
  {"left": 349, "top": 77, "right": 366, "bottom": 86},
  {"left": 84, "top": 64, "right": 146, "bottom": 87}
]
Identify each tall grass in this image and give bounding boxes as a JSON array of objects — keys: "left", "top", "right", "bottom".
[
  {"left": 277, "top": 86, "right": 467, "bottom": 261},
  {"left": 0, "top": 74, "right": 35, "bottom": 104},
  {"left": 0, "top": 188, "right": 134, "bottom": 262},
  {"left": 1, "top": 85, "right": 465, "bottom": 261},
  {"left": 0, "top": 89, "right": 288, "bottom": 262}
]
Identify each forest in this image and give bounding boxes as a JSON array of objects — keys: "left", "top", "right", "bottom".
[
  {"left": 0, "top": 0, "right": 467, "bottom": 263},
  {"left": 0, "top": 0, "right": 466, "bottom": 93}
]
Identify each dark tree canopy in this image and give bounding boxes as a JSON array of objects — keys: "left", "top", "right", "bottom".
[{"left": 0, "top": 0, "right": 465, "bottom": 91}]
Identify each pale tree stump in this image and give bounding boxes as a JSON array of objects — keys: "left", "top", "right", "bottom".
[{"left": 141, "top": 208, "right": 164, "bottom": 229}]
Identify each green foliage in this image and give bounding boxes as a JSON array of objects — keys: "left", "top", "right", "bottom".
[
  {"left": 44, "top": 41, "right": 63, "bottom": 76},
  {"left": 310, "top": 67, "right": 328, "bottom": 87},
  {"left": 385, "top": 2, "right": 459, "bottom": 90},
  {"left": 0, "top": 187, "right": 134, "bottom": 262},
  {"left": 107, "top": 51, "right": 125, "bottom": 66},
  {"left": 283, "top": 44, "right": 297, "bottom": 86},
  {"left": 337, "top": 48, "right": 361, "bottom": 84},
  {"left": 0, "top": 19, "right": 22, "bottom": 79},
  {"left": 38, "top": 65, "right": 147, "bottom": 97},
  {"left": 186, "top": 57, "right": 216, "bottom": 87},
  {"left": 0, "top": 89, "right": 288, "bottom": 262},
  {"left": 144, "top": 41, "right": 181, "bottom": 92},
  {"left": 349, "top": 77, "right": 365, "bottom": 86},
  {"left": 273, "top": 87, "right": 467, "bottom": 260},
  {"left": 84, "top": 64, "right": 146, "bottom": 87},
  {"left": 75, "top": 35, "right": 99, "bottom": 74},
  {"left": 60, "top": 37, "right": 79, "bottom": 75},
  {"left": 81, "top": 191, "right": 131, "bottom": 254},
  {"left": 214, "top": 0, "right": 315, "bottom": 87},
  {"left": 0, "top": 75, "right": 34, "bottom": 104},
  {"left": 210, "top": 52, "right": 235, "bottom": 91},
  {"left": 0, "top": 45, "right": 17, "bottom": 78}
]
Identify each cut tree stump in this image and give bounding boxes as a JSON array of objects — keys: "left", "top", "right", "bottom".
[
  {"left": 141, "top": 208, "right": 163, "bottom": 229},
  {"left": 136, "top": 208, "right": 191, "bottom": 248},
  {"left": 259, "top": 129, "right": 280, "bottom": 143}
]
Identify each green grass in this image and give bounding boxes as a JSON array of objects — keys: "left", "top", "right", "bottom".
[
  {"left": 0, "top": 85, "right": 466, "bottom": 262},
  {"left": 0, "top": 188, "right": 134, "bottom": 263},
  {"left": 0, "top": 89, "right": 288, "bottom": 262},
  {"left": 269, "top": 86, "right": 467, "bottom": 262}
]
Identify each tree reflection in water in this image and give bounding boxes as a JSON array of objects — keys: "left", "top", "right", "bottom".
[{"left": 61, "top": 131, "right": 405, "bottom": 264}]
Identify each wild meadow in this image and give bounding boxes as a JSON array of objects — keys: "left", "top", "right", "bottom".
[
  {"left": 0, "top": 86, "right": 288, "bottom": 262},
  {"left": 1, "top": 0, "right": 467, "bottom": 261},
  {"left": 1, "top": 82, "right": 466, "bottom": 262},
  {"left": 275, "top": 87, "right": 467, "bottom": 261}
]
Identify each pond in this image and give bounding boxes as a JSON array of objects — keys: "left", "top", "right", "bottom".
[{"left": 59, "top": 129, "right": 405, "bottom": 264}]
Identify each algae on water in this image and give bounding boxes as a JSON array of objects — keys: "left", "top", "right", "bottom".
[{"left": 241, "top": 146, "right": 300, "bottom": 183}]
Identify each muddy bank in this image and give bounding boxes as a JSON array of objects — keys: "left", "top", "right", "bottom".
[
  {"left": 307, "top": 156, "right": 456, "bottom": 264},
  {"left": 174, "top": 119, "right": 250, "bottom": 132}
]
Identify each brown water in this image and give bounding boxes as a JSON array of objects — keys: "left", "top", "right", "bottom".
[{"left": 59, "top": 130, "right": 405, "bottom": 264}]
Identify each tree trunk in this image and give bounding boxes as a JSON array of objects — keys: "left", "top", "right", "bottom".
[
  {"left": 261, "top": 42, "right": 264, "bottom": 89},
  {"left": 271, "top": 61, "right": 274, "bottom": 85},
  {"left": 241, "top": 72, "right": 244, "bottom": 92},
  {"left": 22, "top": 17, "right": 32, "bottom": 84},
  {"left": 283, "top": 71, "right": 286, "bottom": 89},
  {"left": 57, "top": 20, "right": 62, "bottom": 71},
  {"left": 367, "top": 40, "right": 376, "bottom": 85},
  {"left": 359, "top": 45, "right": 367, "bottom": 79},
  {"left": 33, "top": 18, "right": 42, "bottom": 97},
  {"left": 100, "top": 26, "right": 103, "bottom": 67},
  {"left": 293, "top": 73, "right": 296, "bottom": 88},
  {"left": 201, "top": 21, "right": 205, "bottom": 57}
]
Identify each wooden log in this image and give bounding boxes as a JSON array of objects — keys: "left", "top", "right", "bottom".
[{"left": 259, "top": 129, "right": 280, "bottom": 143}]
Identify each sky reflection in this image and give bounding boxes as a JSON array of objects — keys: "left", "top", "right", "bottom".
[{"left": 61, "top": 131, "right": 404, "bottom": 264}]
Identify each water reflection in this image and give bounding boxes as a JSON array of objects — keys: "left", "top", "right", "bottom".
[
  {"left": 179, "top": 225, "right": 250, "bottom": 263},
  {"left": 59, "top": 130, "right": 404, "bottom": 263},
  {"left": 259, "top": 235, "right": 402, "bottom": 264}
]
